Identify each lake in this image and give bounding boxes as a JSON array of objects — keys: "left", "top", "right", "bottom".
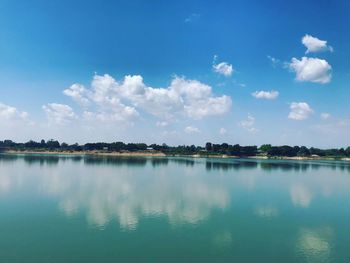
[{"left": 0, "top": 154, "right": 349, "bottom": 262}]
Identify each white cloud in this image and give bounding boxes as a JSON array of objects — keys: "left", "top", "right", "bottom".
[
  {"left": 42, "top": 103, "right": 77, "bottom": 125},
  {"left": 184, "top": 95, "right": 231, "bottom": 119},
  {"left": 0, "top": 103, "right": 29, "bottom": 121},
  {"left": 302, "top": 34, "right": 333, "bottom": 54},
  {"left": 63, "top": 84, "right": 90, "bottom": 106},
  {"left": 239, "top": 114, "right": 258, "bottom": 133},
  {"left": 82, "top": 107, "right": 138, "bottom": 123},
  {"left": 288, "top": 57, "right": 332, "bottom": 84},
  {"left": 184, "top": 126, "right": 200, "bottom": 134},
  {"left": 213, "top": 62, "right": 233, "bottom": 77},
  {"left": 252, "top": 90, "right": 279, "bottom": 100},
  {"left": 219, "top": 128, "right": 227, "bottom": 135},
  {"left": 288, "top": 102, "right": 313, "bottom": 120},
  {"left": 320, "top": 113, "right": 331, "bottom": 120},
  {"left": 0, "top": 103, "right": 34, "bottom": 140},
  {"left": 63, "top": 75, "right": 138, "bottom": 124},
  {"left": 64, "top": 74, "right": 232, "bottom": 122}
]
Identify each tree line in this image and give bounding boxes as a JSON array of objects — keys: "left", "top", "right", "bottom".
[{"left": 0, "top": 139, "right": 350, "bottom": 158}]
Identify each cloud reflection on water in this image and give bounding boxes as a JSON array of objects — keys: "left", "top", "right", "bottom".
[
  {"left": 296, "top": 227, "right": 333, "bottom": 262},
  {"left": 254, "top": 205, "right": 279, "bottom": 218},
  {"left": 290, "top": 184, "right": 313, "bottom": 208},
  {"left": 25, "top": 157, "right": 230, "bottom": 230},
  {"left": 1, "top": 155, "right": 350, "bottom": 231}
]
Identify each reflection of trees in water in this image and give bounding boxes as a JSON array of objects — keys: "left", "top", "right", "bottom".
[
  {"left": 259, "top": 160, "right": 350, "bottom": 172},
  {"left": 0, "top": 154, "right": 18, "bottom": 162},
  {"left": 170, "top": 158, "right": 195, "bottom": 167},
  {"left": 84, "top": 157, "right": 196, "bottom": 168},
  {"left": 1, "top": 154, "right": 350, "bottom": 173},
  {"left": 24, "top": 155, "right": 60, "bottom": 166},
  {"left": 151, "top": 158, "right": 169, "bottom": 167},
  {"left": 83, "top": 156, "right": 148, "bottom": 167},
  {"left": 70, "top": 156, "right": 83, "bottom": 162},
  {"left": 204, "top": 159, "right": 350, "bottom": 173},
  {"left": 206, "top": 160, "right": 258, "bottom": 171},
  {"left": 260, "top": 162, "right": 309, "bottom": 172},
  {"left": 0, "top": 154, "right": 61, "bottom": 166}
]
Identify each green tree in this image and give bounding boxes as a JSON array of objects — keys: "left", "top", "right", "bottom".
[
  {"left": 346, "top": 147, "right": 350, "bottom": 156},
  {"left": 205, "top": 142, "right": 212, "bottom": 151},
  {"left": 297, "top": 146, "right": 310, "bottom": 157},
  {"left": 259, "top": 144, "right": 272, "bottom": 153}
]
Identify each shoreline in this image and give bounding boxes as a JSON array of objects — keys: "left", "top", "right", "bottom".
[
  {"left": 249, "top": 155, "right": 350, "bottom": 161},
  {"left": 2, "top": 150, "right": 350, "bottom": 161}
]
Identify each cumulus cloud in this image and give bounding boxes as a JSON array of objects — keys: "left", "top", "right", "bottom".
[
  {"left": 213, "top": 62, "right": 233, "bottom": 77},
  {"left": 288, "top": 102, "right": 313, "bottom": 120},
  {"left": 302, "top": 34, "right": 333, "bottom": 54},
  {"left": 0, "top": 103, "right": 33, "bottom": 138},
  {"left": 82, "top": 108, "right": 137, "bottom": 123},
  {"left": 212, "top": 56, "right": 233, "bottom": 77},
  {"left": 64, "top": 74, "right": 232, "bottom": 123},
  {"left": 0, "top": 103, "right": 34, "bottom": 140},
  {"left": 0, "top": 103, "right": 29, "bottom": 121},
  {"left": 63, "top": 84, "right": 90, "bottom": 106},
  {"left": 184, "top": 95, "right": 231, "bottom": 119},
  {"left": 184, "top": 126, "right": 200, "bottom": 134},
  {"left": 288, "top": 57, "right": 332, "bottom": 84},
  {"left": 239, "top": 114, "right": 258, "bottom": 133},
  {"left": 42, "top": 103, "right": 77, "bottom": 125},
  {"left": 252, "top": 90, "right": 279, "bottom": 99}
]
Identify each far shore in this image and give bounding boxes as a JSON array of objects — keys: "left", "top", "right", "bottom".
[
  {"left": 2, "top": 150, "right": 350, "bottom": 161},
  {"left": 3, "top": 150, "right": 166, "bottom": 157}
]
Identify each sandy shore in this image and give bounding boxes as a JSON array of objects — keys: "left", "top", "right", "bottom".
[{"left": 2, "top": 150, "right": 350, "bottom": 161}]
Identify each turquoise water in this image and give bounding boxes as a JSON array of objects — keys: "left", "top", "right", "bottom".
[{"left": 0, "top": 154, "right": 350, "bottom": 262}]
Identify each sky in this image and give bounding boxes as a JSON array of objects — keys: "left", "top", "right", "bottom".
[{"left": 0, "top": 0, "right": 350, "bottom": 147}]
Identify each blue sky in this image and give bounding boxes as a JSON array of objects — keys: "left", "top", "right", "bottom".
[{"left": 0, "top": 0, "right": 349, "bottom": 147}]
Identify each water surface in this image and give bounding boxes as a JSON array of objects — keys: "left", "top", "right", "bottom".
[{"left": 0, "top": 154, "right": 349, "bottom": 262}]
